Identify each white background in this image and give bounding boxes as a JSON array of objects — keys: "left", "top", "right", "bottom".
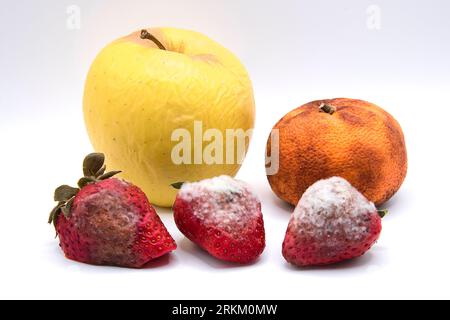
[{"left": 1, "top": 0, "right": 449, "bottom": 299}]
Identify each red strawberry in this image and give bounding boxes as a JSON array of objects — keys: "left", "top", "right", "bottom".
[
  {"left": 173, "top": 175, "right": 265, "bottom": 264},
  {"left": 282, "top": 177, "right": 384, "bottom": 267},
  {"left": 48, "top": 153, "right": 176, "bottom": 268}
]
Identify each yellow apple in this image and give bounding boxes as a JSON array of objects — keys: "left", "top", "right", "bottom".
[{"left": 83, "top": 28, "right": 255, "bottom": 207}]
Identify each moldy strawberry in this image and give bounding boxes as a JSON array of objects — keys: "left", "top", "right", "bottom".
[{"left": 48, "top": 153, "right": 176, "bottom": 268}]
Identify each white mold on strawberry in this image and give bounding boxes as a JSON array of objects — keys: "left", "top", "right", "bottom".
[
  {"left": 283, "top": 177, "right": 384, "bottom": 267},
  {"left": 173, "top": 175, "right": 266, "bottom": 264}
]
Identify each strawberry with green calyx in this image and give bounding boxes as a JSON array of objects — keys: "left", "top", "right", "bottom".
[{"left": 48, "top": 153, "right": 177, "bottom": 268}]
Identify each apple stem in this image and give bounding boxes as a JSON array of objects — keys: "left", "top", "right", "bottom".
[
  {"left": 319, "top": 103, "right": 336, "bottom": 115},
  {"left": 140, "top": 30, "right": 166, "bottom": 50}
]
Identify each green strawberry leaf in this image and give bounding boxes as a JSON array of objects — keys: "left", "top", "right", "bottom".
[
  {"left": 48, "top": 202, "right": 65, "bottom": 224},
  {"left": 377, "top": 209, "right": 389, "bottom": 218},
  {"left": 78, "top": 176, "right": 96, "bottom": 188},
  {"left": 83, "top": 153, "right": 105, "bottom": 177},
  {"left": 54, "top": 185, "right": 79, "bottom": 202},
  {"left": 95, "top": 165, "right": 106, "bottom": 178},
  {"left": 98, "top": 171, "right": 121, "bottom": 180},
  {"left": 61, "top": 197, "right": 75, "bottom": 218},
  {"left": 171, "top": 182, "right": 184, "bottom": 190}
]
